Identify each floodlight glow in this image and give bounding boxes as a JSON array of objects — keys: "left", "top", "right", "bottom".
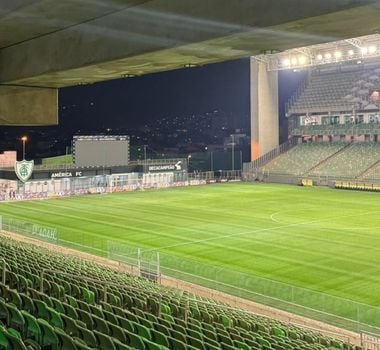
[
  {"left": 298, "top": 56, "right": 307, "bottom": 65},
  {"left": 282, "top": 58, "right": 291, "bottom": 67},
  {"left": 254, "top": 34, "right": 380, "bottom": 71},
  {"left": 369, "top": 45, "right": 377, "bottom": 54}
]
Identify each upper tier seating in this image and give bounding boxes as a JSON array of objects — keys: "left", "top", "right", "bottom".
[
  {"left": 0, "top": 236, "right": 357, "bottom": 350},
  {"left": 309, "top": 142, "right": 380, "bottom": 178},
  {"left": 291, "top": 123, "right": 380, "bottom": 137},
  {"left": 288, "top": 66, "right": 380, "bottom": 115},
  {"left": 262, "top": 142, "right": 347, "bottom": 176},
  {"left": 288, "top": 71, "right": 360, "bottom": 114}
]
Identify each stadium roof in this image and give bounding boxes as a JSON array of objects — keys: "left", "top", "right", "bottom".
[{"left": 1, "top": 0, "right": 380, "bottom": 88}]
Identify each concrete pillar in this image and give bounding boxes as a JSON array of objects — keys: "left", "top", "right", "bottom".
[
  {"left": 250, "top": 58, "right": 279, "bottom": 160},
  {"left": 0, "top": 85, "right": 57, "bottom": 125}
]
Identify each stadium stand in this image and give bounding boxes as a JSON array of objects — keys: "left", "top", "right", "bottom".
[
  {"left": 287, "top": 65, "right": 380, "bottom": 115},
  {"left": 261, "top": 142, "right": 347, "bottom": 176},
  {"left": 309, "top": 142, "right": 380, "bottom": 178},
  {"left": 288, "top": 70, "right": 361, "bottom": 114},
  {"left": 0, "top": 236, "right": 358, "bottom": 350},
  {"left": 360, "top": 161, "right": 380, "bottom": 181},
  {"left": 291, "top": 123, "right": 380, "bottom": 137}
]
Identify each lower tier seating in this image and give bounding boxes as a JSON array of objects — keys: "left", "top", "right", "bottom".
[
  {"left": 0, "top": 237, "right": 360, "bottom": 350},
  {"left": 262, "top": 143, "right": 346, "bottom": 176},
  {"left": 309, "top": 142, "right": 380, "bottom": 178}
]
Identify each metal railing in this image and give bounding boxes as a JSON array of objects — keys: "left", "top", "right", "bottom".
[{"left": 243, "top": 138, "right": 298, "bottom": 175}]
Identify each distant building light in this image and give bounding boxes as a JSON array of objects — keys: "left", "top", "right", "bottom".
[
  {"left": 316, "top": 54, "right": 323, "bottom": 60},
  {"left": 334, "top": 51, "right": 342, "bottom": 58},
  {"left": 348, "top": 49, "right": 355, "bottom": 56},
  {"left": 282, "top": 58, "right": 291, "bottom": 67},
  {"left": 325, "top": 53, "right": 332, "bottom": 59}
]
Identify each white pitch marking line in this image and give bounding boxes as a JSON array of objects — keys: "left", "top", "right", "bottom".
[
  {"left": 270, "top": 211, "right": 283, "bottom": 223},
  {"left": 147, "top": 209, "right": 380, "bottom": 253}
]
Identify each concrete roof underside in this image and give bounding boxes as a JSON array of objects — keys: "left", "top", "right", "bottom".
[{"left": 1, "top": 0, "right": 380, "bottom": 88}]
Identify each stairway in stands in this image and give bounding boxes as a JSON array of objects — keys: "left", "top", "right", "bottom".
[
  {"left": 356, "top": 160, "right": 380, "bottom": 181},
  {"left": 305, "top": 142, "right": 354, "bottom": 176}
]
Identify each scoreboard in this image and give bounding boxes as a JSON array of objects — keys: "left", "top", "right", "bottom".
[{"left": 73, "top": 135, "right": 130, "bottom": 167}]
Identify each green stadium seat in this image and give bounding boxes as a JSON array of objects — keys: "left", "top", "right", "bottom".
[
  {"left": 8, "top": 290, "right": 22, "bottom": 309},
  {"left": 125, "top": 330, "right": 146, "bottom": 350},
  {"left": 113, "top": 338, "right": 134, "bottom": 350},
  {"left": 186, "top": 335, "right": 206, "bottom": 350},
  {"left": 0, "top": 299, "right": 10, "bottom": 324},
  {"left": 65, "top": 295, "right": 79, "bottom": 309},
  {"left": 109, "top": 323, "right": 127, "bottom": 343},
  {"left": 37, "top": 318, "right": 59, "bottom": 349},
  {"left": 233, "top": 340, "right": 250, "bottom": 350},
  {"left": 136, "top": 322, "right": 152, "bottom": 340},
  {"left": 117, "top": 316, "right": 135, "bottom": 333},
  {"left": 6, "top": 303, "right": 25, "bottom": 332},
  {"left": 220, "top": 342, "right": 236, "bottom": 350},
  {"left": 76, "top": 309, "right": 93, "bottom": 329},
  {"left": 19, "top": 294, "right": 35, "bottom": 315},
  {"left": 0, "top": 236, "right": 357, "bottom": 350},
  {"left": 150, "top": 328, "right": 170, "bottom": 348},
  {"left": 0, "top": 325, "right": 11, "bottom": 349},
  {"left": 94, "top": 330, "right": 117, "bottom": 350},
  {"left": 50, "top": 297, "right": 65, "bottom": 314},
  {"left": 0, "top": 283, "right": 8, "bottom": 300},
  {"left": 272, "top": 327, "right": 286, "bottom": 337},
  {"left": 34, "top": 299, "right": 51, "bottom": 322},
  {"left": 21, "top": 310, "right": 41, "bottom": 342},
  {"left": 168, "top": 336, "right": 187, "bottom": 350},
  {"left": 88, "top": 304, "right": 104, "bottom": 318},
  {"left": 77, "top": 325, "right": 97, "bottom": 348},
  {"left": 74, "top": 339, "right": 93, "bottom": 350},
  {"left": 55, "top": 326, "right": 78, "bottom": 350}
]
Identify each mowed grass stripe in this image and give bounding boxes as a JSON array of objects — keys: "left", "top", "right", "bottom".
[
  {"left": 1, "top": 183, "right": 380, "bottom": 308},
  {"left": 0, "top": 201, "right": 197, "bottom": 247},
  {"left": 36, "top": 200, "right": 249, "bottom": 239}
]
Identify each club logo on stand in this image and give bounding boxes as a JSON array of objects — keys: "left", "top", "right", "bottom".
[{"left": 15, "top": 160, "right": 34, "bottom": 182}]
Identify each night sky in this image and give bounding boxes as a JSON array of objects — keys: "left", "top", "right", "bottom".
[
  {"left": 59, "top": 58, "right": 251, "bottom": 131},
  {"left": 0, "top": 57, "right": 303, "bottom": 160}
]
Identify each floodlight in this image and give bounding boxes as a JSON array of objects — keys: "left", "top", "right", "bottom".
[
  {"left": 282, "top": 58, "right": 291, "bottom": 67},
  {"left": 334, "top": 51, "right": 342, "bottom": 58},
  {"left": 369, "top": 45, "right": 377, "bottom": 54},
  {"left": 361, "top": 47, "right": 368, "bottom": 55},
  {"left": 316, "top": 54, "right": 323, "bottom": 60},
  {"left": 325, "top": 53, "right": 332, "bottom": 59},
  {"left": 291, "top": 57, "right": 298, "bottom": 65},
  {"left": 298, "top": 56, "right": 307, "bottom": 65},
  {"left": 348, "top": 49, "right": 354, "bottom": 56}
]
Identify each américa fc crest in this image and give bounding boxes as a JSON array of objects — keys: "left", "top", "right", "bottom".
[{"left": 15, "top": 160, "right": 34, "bottom": 182}]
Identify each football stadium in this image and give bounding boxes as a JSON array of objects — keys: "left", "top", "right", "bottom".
[{"left": 2, "top": 1, "right": 380, "bottom": 350}]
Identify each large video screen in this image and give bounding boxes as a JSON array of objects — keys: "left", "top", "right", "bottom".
[{"left": 74, "top": 137, "right": 129, "bottom": 167}]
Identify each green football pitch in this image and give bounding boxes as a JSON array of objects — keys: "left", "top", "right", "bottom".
[{"left": 1, "top": 182, "right": 380, "bottom": 328}]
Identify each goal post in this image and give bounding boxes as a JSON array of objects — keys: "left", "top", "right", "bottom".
[{"left": 108, "top": 241, "right": 160, "bottom": 282}]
